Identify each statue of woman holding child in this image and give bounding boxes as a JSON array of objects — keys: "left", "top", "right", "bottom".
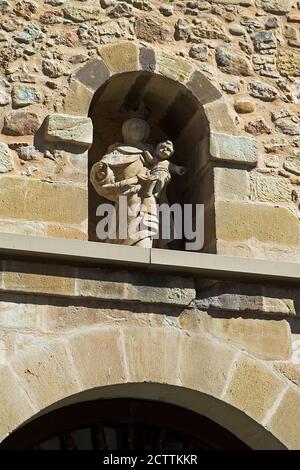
[{"left": 90, "top": 118, "right": 185, "bottom": 248}]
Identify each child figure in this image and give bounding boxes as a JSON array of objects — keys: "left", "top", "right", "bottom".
[{"left": 143, "top": 140, "right": 186, "bottom": 199}]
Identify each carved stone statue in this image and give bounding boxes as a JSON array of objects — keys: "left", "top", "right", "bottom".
[{"left": 90, "top": 118, "right": 186, "bottom": 248}]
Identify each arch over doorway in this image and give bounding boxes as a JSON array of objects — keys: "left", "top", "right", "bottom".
[
  {"left": 1, "top": 398, "right": 250, "bottom": 450},
  {"left": 0, "top": 325, "right": 297, "bottom": 449}
]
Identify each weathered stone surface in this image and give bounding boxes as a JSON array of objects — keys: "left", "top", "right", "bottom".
[
  {"left": 2, "top": 111, "right": 41, "bottom": 135},
  {"left": 12, "top": 85, "right": 40, "bottom": 108},
  {"left": 234, "top": 98, "right": 255, "bottom": 113},
  {"left": 0, "top": 89, "right": 10, "bottom": 106},
  {"left": 2, "top": 261, "right": 76, "bottom": 297},
  {"left": 11, "top": 341, "right": 80, "bottom": 409},
  {"left": 256, "top": 0, "right": 293, "bottom": 14},
  {"left": 229, "top": 24, "right": 246, "bottom": 36},
  {"left": 209, "top": 0, "right": 251, "bottom": 3},
  {"left": 0, "top": 142, "right": 13, "bottom": 173},
  {"left": 208, "top": 317, "right": 291, "bottom": 361},
  {"left": 62, "top": 80, "right": 93, "bottom": 116},
  {"left": 74, "top": 59, "right": 110, "bottom": 90},
  {"left": 67, "top": 329, "right": 125, "bottom": 388},
  {"left": 276, "top": 121, "right": 300, "bottom": 136},
  {"left": 204, "top": 98, "right": 236, "bottom": 133},
  {"left": 284, "top": 153, "right": 300, "bottom": 175},
  {"left": 216, "top": 201, "right": 300, "bottom": 246},
  {"left": 0, "top": 177, "right": 87, "bottom": 224},
  {"left": 63, "top": 2, "right": 100, "bottom": 22},
  {"left": 99, "top": 42, "right": 138, "bottom": 73},
  {"left": 255, "top": 175, "right": 292, "bottom": 202},
  {"left": 42, "top": 59, "right": 64, "bottom": 78},
  {"left": 0, "top": 365, "right": 36, "bottom": 440},
  {"left": 277, "top": 49, "right": 300, "bottom": 77},
  {"left": 187, "top": 71, "right": 222, "bottom": 105},
  {"left": 76, "top": 269, "right": 195, "bottom": 306},
  {"left": 135, "top": 17, "right": 169, "bottom": 43},
  {"left": 224, "top": 356, "right": 286, "bottom": 421},
  {"left": 253, "top": 30, "right": 276, "bottom": 52},
  {"left": 157, "top": 52, "right": 193, "bottom": 83},
  {"left": 195, "top": 282, "right": 296, "bottom": 316},
  {"left": 139, "top": 47, "right": 156, "bottom": 72},
  {"left": 108, "top": 2, "right": 133, "bottom": 18},
  {"left": 269, "top": 388, "right": 300, "bottom": 450},
  {"left": 214, "top": 167, "right": 249, "bottom": 201},
  {"left": 191, "top": 16, "right": 230, "bottom": 42},
  {"left": 45, "top": 113, "right": 93, "bottom": 147},
  {"left": 210, "top": 132, "right": 258, "bottom": 164},
  {"left": 189, "top": 44, "right": 209, "bottom": 62},
  {"left": 123, "top": 328, "right": 182, "bottom": 384},
  {"left": 179, "top": 334, "right": 236, "bottom": 397},
  {"left": 245, "top": 119, "right": 272, "bottom": 135},
  {"left": 215, "top": 47, "right": 253, "bottom": 76},
  {"left": 248, "top": 81, "right": 278, "bottom": 101},
  {"left": 275, "top": 363, "right": 300, "bottom": 387}
]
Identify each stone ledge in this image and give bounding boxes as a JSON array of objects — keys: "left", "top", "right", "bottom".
[
  {"left": 194, "top": 281, "right": 297, "bottom": 316},
  {"left": 0, "top": 260, "right": 196, "bottom": 307},
  {"left": 0, "top": 233, "right": 299, "bottom": 285}
]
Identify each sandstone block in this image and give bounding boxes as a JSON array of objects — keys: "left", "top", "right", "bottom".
[
  {"left": 67, "top": 329, "right": 125, "bottom": 389},
  {"left": 210, "top": 132, "right": 258, "bottom": 164},
  {"left": 122, "top": 327, "right": 182, "bottom": 384},
  {"left": 11, "top": 341, "right": 80, "bottom": 409},
  {"left": 187, "top": 70, "right": 222, "bottom": 105},
  {"left": 3, "top": 111, "right": 41, "bottom": 136},
  {"left": 74, "top": 59, "right": 110, "bottom": 91},
  {"left": 269, "top": 388, "right": 300, "bottom": 450},
  {"left": 277, "top": 49, "right": 300, "bottom": 77},
  {"left": 2, "top": 261, "right": 76, "bottom": 297},
  {"left": 216, "top": 47, "right": 253, "bottom": 76},
  {"left": 214, "top": 168, "right": 249, "bottom": 201},
  {"left": 275, "top": 362, "right": 300, "bottom": 387},
  {"left": 76, "top": 269, "right": 195, "bottom": 306},
  {"left": 224, "top": 355, "right": 286, "bottom": 421},
  {"left": 12, "top": 85, "right": 40, "bottom": 108},
  {"left": 256, "top": 0, "right": 293, "bottom": 14},
  {"left": 284, "top": 153, "right": 300, "bottom": 176},
  {"left": 0, "top": 365, "right": 36, "bottom": 441},
  {"left": 62, "top": 80, "right": 93, "bottom": 116},
  {"left": 216, "top": 201, "right": 300, "bottom": 246},
  {"left": 255, "top": 175, "right": 292, "bottom": 202},
  {"left": 180, "top": 334, "right": 236, "bottom": 398},
  {"left": 0, "top": 177, "right": 87, "bottom": 224},
  {"left": 204, "top": 98, "right": 236, "bottom": 133},
  {"left": 63, "top": 3, "right": 100, "bottom": 22},
  {"left": 45, "top": 113, "right": 93, "bottom": 148},
  {"left": 99, "top": 42, "right": 139, "bottom": 73},
  {"left": 157, "top": 52, "right": 193, "bottom": 83},
  {"left": 209, "top": 318, "right": 291, "bottom": 361},
  {"left": 195, "top": 282, "right": 296, "bottom": 316},
  {"left": 0, "top": 142, "right": 13, "bottom": 173}
]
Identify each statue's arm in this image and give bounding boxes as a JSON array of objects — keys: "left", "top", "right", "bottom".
[
  {"left": 143, "top": 150, "right": 156, "bottom": 165},
  {"left": 169, "top": 162, "right": 186, "bottom": 176}
]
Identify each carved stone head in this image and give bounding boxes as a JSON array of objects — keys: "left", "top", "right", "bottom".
[
  {"left": 122, "top": 118, "right": 150, "bottom": 145},
  {"left": 156, "top": 140, "right": 174, "bottom": 161}
]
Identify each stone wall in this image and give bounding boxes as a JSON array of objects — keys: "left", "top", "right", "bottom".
[
  {"left": 0, "top": 1, "right": 300, "bottom": 259},
  {"left": 0, "top": 260, "right": 299, "bottom": 448}
]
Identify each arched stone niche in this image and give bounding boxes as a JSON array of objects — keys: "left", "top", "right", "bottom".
[
  {"left": 88, "top": 71, "right": 213, "bottom": 249},
  {"left": 60, "top": 42, "right": 258, "bottom": 251}
]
